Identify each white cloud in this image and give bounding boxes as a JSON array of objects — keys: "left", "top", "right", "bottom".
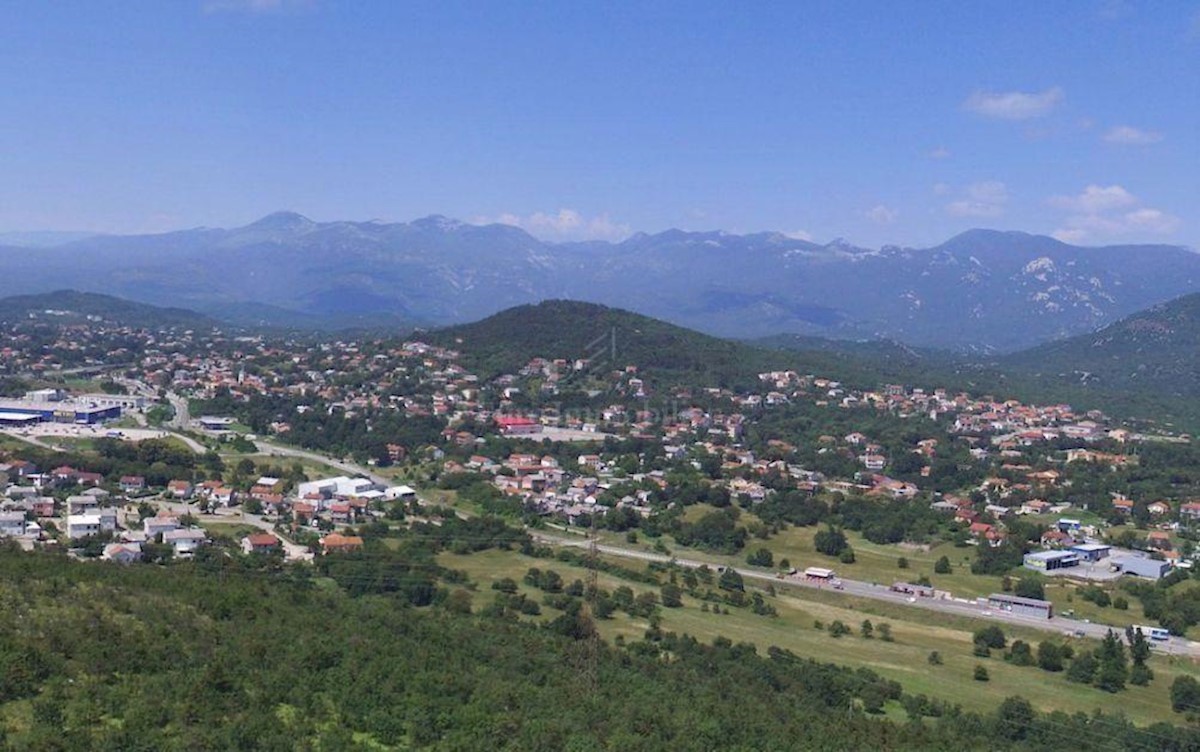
[
  {"left": 1049, "top": 184, "right": 1180, "bottom": 242},
  {"left": 203, "top": 0, "right": 313, "bottom": 13},
  {"left": 1102, "top": 125, "right": 1163, "bottom": 145},
  {"left": 1048, "top": 184, "right": 1137, "bottom": 214},
  {"left": 945, "top": 181, "right": 1008, "bottom": 218},
  {"left": 963, "top": 87, "right": 1064, "bottom": 120},
  {"left": 865, "top": 205, "right": 898, "bottom": 224},
  {"left": 927, "top": 146, "right": 951, "bottom": 160},
  {"left": 782, "top": 229, "right": 813, "bottom": 241},
  {"left": 482, "top": 208, "right": 632, "bottom": 241}
]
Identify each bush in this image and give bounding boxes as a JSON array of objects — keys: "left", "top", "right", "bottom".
[
  {"left": 934, "top": 556, "right": 951, "bottom": 574},
  {"left": 897, "top": 556, "right": 909, "bottom": 569},
  {"left": 927, "top": 651, "right": 942, "bottom": 665},
  {"left": 828, "top": 620, "right": 851, "bottom": 638},
  {"left": 814, "top": 526, "right": 848, "bottom": 557},
  {"left": 1013, "top": 577, "right": 1045, "bottom": 601},
  {"left": 1037, "top": 641, "right": 1065, "bottom": 672},
  {"left": 1007, "top": 640, "right": 1034, "bottom": 667},
  {"left": 839, "top": 548, "right": 856, "bottom": 564},
  {"left": 973, "top": 625, "right": 1006, "bottom": 650},
  {"left": 1171, "top": 675, "right": 1200, "bottom": 713},
  {"left": 973, "top": 665, "right": 989, "bottom": 682},
  {"left": 746, "top": 547, "right": 774, "bottom": 567}
]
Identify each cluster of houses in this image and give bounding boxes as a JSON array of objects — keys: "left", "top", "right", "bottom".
[{"left": 0, "top": 449, "right": 410, "bottom": 560}]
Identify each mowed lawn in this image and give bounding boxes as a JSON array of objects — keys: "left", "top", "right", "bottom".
[{"left": 438, "top": 548, "right": 1200, "bottom": 727}]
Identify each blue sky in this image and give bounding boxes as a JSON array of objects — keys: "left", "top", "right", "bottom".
[{"left": 1, "top": 0, "right": 1197, "bottom": 248}]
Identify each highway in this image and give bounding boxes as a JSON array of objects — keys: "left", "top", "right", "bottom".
[{"left": 534, "top": 532, "right": 1200, "bottom": 658}]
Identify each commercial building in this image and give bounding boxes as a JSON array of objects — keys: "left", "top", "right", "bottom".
[
  {"left": 1070, "top": 543, "right": 1112, "bottom": 562},
  {"left": 77, "top": 393, "right": 148, "bottom": 410},
  {"left": 494, "top": 415, "right": 542, "bottom": 436},
  {"left": 297, "top": 476, "right": 381, "bottom": 502},
  {"left": 1024, "top": 549, "right": 1081, "bottom": 572},
  {"left": 0, "top": 398, "right": 121, "bottom": 424}
]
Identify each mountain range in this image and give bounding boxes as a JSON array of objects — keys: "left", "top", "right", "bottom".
[{"left": 1, "top": 213, "right": 1197, "bottom": 350}]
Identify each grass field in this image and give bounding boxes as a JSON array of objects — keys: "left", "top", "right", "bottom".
[{"left": 439, "top": 547, "right": 1200, "bottom": 727}]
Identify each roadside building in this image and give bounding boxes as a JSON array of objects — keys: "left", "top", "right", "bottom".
[{"left": 1024, "top": 549, "right": 1081, "bottom": 572}]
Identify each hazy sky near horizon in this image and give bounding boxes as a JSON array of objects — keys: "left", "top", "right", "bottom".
[{"left": 1, "top": 1, "right": 1197, "bottom": 248}]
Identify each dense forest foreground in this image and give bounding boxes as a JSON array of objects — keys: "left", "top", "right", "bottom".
[{"left": 2, "top": 533, "right": 1200, "bottom": 751}]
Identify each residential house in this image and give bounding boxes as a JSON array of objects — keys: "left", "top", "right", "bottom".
[
  {"left": 164, "top": 528, "right": 207, "bottom": 557},
  {"left": 143, "top": 514, "right": 180, "bottom": 539},
  {"left": 320, "top": 532, "right": 364, "bottom": 554},
  {"left": 241, "top": 533, "right": 281, "bottom": 555},
  {"left": 167, "top": 480, "right": 194, "bottom": 499},
  {"left": 120, "top": 475, "right": 147, "bottom": 493},
  {"left": 102, "top": 542, "right": 143, "bottom": 564},
  {"left": 66, "top": 495, "right": 99, "bottom": 515},
  {"left": 67, "top": 510, "right": 117, "bottom": 539},
  {"left": 0, "top": 511, "right": 26, "bottom": 537},
  {"left": 1148, "top": 501, "right": 1172, "bottom": 518}
]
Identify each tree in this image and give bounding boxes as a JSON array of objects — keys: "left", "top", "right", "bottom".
[
  {"left": 814, "top": 526, "right": 848, "bottom": 557},
  {"left": 838, "top": 547, "right": 856, "bottom": 564},
  {"left": 897, "top": 556, "right": 909, "bottom": 569},
  {"left": 718, "top": 567, "right": 744, "bottom": 593},
  {"left": 1013, "top": 576, "right": 1045, "bottom": 600},
  {"left": 746, "top": 547, "right": 774, "bottom": 567},
  {"left": 860, "top": 620, "right": 874, "bottom": 639},
  {"left": 660, "top": 583, "right": 683, "bottom": 608},
  {"left": 828, "top": 620, "right": 851, "bottom": 638},
  {"left": 1066, "top": 650, "right": 1097, "bottom": 684},
  {"left": 1093, "top": 631, "right": 1128, "bottom": 693},
  {"left": 1037, "top": 641, "right": 1065, "bottom": 672},
  {"left": 933, "top": 555, "right": 951, "bottom": 574},
  {"left": 973, "top": 665, "right": 989, "bottom": 682},
  {"left": 1125, "top": 625, "right": 1153, "bottom": 686},
  {"left": 1007, "top": 640, "right": 1034, "bottom": 667},
  {"left": 1171, "top": 675, "right": 1200, "bottom": 714},
  {"left": 973, "top": 625, "right": 1006, "bottom": 650},
  {"left": 877, "top": 623, "right": 893, "bottom": 642},
  {"left": 995, "top": 697, "right": 1034, "bottom": 741}
]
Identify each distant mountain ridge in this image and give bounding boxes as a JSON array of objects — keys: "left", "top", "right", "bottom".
[{"left": 0, "top": 213, "right": 1196, "bottom": 349}]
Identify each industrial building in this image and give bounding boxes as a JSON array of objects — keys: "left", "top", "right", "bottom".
[
  {"left": 1024, "top": 549, "right": 1081, "bottom": 572},
  {"left": 986, "top": 593, "right": 1054, "bottom": 619},
  {"left": 1110, "top": 555, "right": 1171, "bottom": 580}
]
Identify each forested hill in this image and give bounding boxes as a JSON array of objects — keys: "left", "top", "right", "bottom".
[
  {"left": 1003, "top": 292, "right": 1200, "bottom": 398},
  {"left": 0, "top": 543, "right": 1193, "bottom": 750},
  {"left": 0, "top": 290, "right": 219, "bottom": 330},
  {"left": 425, "top": 300, "right": 794, "bottom": 389}
]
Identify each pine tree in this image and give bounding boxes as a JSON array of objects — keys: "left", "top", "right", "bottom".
[{"left": 1093, "top": 630, "right": 1128, "bottom": 693}]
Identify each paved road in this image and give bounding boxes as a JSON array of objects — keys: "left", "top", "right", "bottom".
[
  {"left": 165, "top": 390, "right": 191, "bottom": 431},
  {"left": 534, "top": 532, "right": 1200, "bottom": 657},
  {"left": 253, "top": 440, "right": 391, "bottom": 487}
]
